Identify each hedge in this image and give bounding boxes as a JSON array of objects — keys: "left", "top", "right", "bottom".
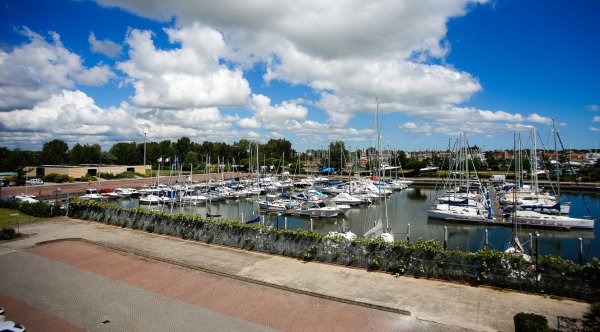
[{"left": 67, "top": 198, "right": 600, "bottom": 301}]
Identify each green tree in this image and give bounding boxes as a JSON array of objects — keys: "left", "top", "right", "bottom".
[
  {"left": 41, "top": 139, "right": 68, "bottom": 165},
  {"left": 110, "top": 142, "right": 138, "bottom": 165},
  {"left": 328, "top": 141, "right": 348, "bottom": 173},
  {"left": 175, "top": 137, "right": 192, "bottom": 157},
  {"left": 182, "top": 151, "right": 200, "bottom": 170}
]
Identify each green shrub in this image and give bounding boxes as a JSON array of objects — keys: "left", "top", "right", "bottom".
[
  {"left": 145, "top": 224, "right": 155, "bottom": 233},
  {"left": 0, "top": 227, "right": 19, "bottom": 240},
  {"left": 514, "top": 313, "right": 549, "bottom": 332},
  {"left": 98, "top": 171, "right": 136, "bottom": 180},
  {"left": 75, "top": 174, "right": 97, "bottom": 182},
  {"left": 42, "top": 173, "right": 73, "bottom": 183}
]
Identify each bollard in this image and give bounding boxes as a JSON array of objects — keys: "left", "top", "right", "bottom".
[
  {"left": 578, "top": 237, "right": 583, "bottom": 265},
  {"left": 342, "top": 219, "right": 346, "bottom": 232},
  {"left": 310, "top": 218, "right": 313, "bottom": 232},
  {"left": 443, "top": 226, "right": 448, "bottom": 250},
  {"left": 261, "top": 215, "right": 265, "bottom": 226},
  {"left": 535, "top": 232, "right": 540, "bottom": 266},
  {"left": 284, "top": 217, "right": 288, "bottom": 230},
  {"left": 529, "top": 233, "right": 533, "bottom": 256},
  {"left": 484, "top": 229, "right": 488, "bottom": 249},
  {"left": 241, "top": 213, "right": 244, "bottom": 223},
  {"left": 406, "top": 223, "right": 411, "bottom": 243}
]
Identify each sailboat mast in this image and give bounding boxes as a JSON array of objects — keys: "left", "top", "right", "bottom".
[{"left": 553, "top": 119, "right": 561, "bottom": 200}]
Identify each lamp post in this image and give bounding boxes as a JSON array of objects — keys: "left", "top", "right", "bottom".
[
  {"left": 143, "top": 128, "right": 148, "bottom": 174},
  {"left": 55, "top": 187, "right": 61, "bottom": 202}
]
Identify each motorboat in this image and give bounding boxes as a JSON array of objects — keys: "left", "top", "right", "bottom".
[
  {"left": 330, "top": 192, "right": 363, "bottom": 206},
  {"left": 114, "top": 188, "right": 136, "bottom": 198},
  {"left": 80, "top": 188, "right": 103, "bottom": 201},
  {"left": 294, "top": 201, "right": 340, "bottom": 218},
  {"left": 15, "top": 193, "right": 38, "bottom": 204}
]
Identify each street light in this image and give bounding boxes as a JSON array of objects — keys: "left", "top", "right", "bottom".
[{"left": 143, "top": 128, "right": 149, "bottom": 174}]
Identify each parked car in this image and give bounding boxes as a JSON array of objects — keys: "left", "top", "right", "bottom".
[
  {"left": 0, "top": 320, "right": 26, "bottom": 331},
  {"left": 25, "top": 178, "right": 43, "bottom": 185}
]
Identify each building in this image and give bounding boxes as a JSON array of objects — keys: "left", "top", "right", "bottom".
[{"left": 25, "top": 165, "right": 145, "bottom": 179}]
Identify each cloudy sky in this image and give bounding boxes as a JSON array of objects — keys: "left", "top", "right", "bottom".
[{"left": 0, "top": 0, "right": 598, "bottom": 151}]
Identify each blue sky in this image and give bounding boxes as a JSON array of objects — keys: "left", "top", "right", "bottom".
[{"left": 0, "top": 0, "right": 599, "bottom": 152}]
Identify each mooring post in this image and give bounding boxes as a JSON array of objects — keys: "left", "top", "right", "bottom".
[
  {"left": 529, "top": 233, "right": 533, "bottom": 255},
  {"left": 310, "top": 218, "right": 313, "bottom": 232},
  {"left": 535, "top": 232, "right": 540, "bottom": 266},
  {"left": 578, "top": 237, "right": 583, "bottom": 265},
  {"left": 484, "top": 229, "right": 488, "bottom": 249},
  {"left": 284, "top": 217, "right": 288, "bottom": 230},
  {"left": 443, "top": 226, "right": 448, "bottom": 250},
  {"left": 406, "top": 223, "right": 411, "bottom": 243}
]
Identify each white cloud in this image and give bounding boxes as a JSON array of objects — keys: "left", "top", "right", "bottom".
[
  {"left": 594, "top": 116, "right": 600, "bottom": 123},
  {"left": 586, "top": 104, "right": 600, "bottom": 111},
  {"left": 88, "top": 32, "right": 123, "bottom": 58},
  {"left": 237, "top": 117, "right": 261, "bottom": 129},
  {"left": 99, "top": 0, "right": 488, "bottom": 127},
  {"left": 249, "top": 94, "right": 307, "bottom": 124},
  {"left": 526, "top": 113, "right": 552, "bottom": 125},
  {"left": 117, "top": 26, "right": 251, "bottom": 109},
  {"left": 0, "top": 27, "right": 115, "bottom": 110},
  {"left": 0, "top": 89, "right": 242, "bottom": 149}
]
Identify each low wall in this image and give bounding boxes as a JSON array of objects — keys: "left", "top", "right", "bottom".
[{"left": 67, "top": 199, "right": 599, "bottom": 301}]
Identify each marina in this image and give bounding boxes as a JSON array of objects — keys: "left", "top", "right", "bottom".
[{"left": 101, "top": 184, "right": 598, "bottom": 263}]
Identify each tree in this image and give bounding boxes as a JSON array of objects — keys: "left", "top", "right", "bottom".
[
  {"left": 41, "top": 139, "right": 68, "bottom": 165},
  {"left": 175, "top": 137, "right": 192, "bottom": 157},
  {"left": 328, "top": 141, "right": 348, "bottom": 173},
  {"left": 69, "top": 143, "right": 102, "bottom": 164},
  {"left": 182, "top": 151, "right": 200, "bottom": 170},
  {"left": 110, "top": 142, "right": 138, "bottom": 165},
  {"left": 262, "top": 138, "right": 294, "bottom": 162}
]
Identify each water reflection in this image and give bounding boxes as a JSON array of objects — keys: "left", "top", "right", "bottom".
[{"left": 110, "top": 188, "right": 598, "bottom": 262}]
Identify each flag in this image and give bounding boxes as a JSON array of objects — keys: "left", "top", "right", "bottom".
[
  {"left": 173, "top": 156, "right": 179, "bottom": 165},
  {"left": 157, "top": 156, "right": 162, "bottom": 163},
  {"left": 164, "top": 157, "right": 170, "bottom": 163}
]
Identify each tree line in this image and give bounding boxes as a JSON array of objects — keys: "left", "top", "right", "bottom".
[{"left": 2, "top": 137, "right": 597, "bottom": 179}]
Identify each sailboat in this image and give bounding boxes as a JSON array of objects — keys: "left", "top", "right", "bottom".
[
  {"left": 363, "top": 98, "right": 394, "bottom": 243},
  {"left": 427, "top": 133, "right": 492, "bottom": 223},
  {"left": 507, "top": 122, "right": 595, "bottom": 230}
]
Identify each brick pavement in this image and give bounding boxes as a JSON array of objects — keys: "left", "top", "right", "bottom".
[{"left": 0, "top": 217, "right": 590, "bottom": 331}]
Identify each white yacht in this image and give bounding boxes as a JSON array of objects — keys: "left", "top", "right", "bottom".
[
  {"left": 509, "top": 211, "right": 595, "bottom": 230},
  {"left": 294, "top": 201, "right": 340, "bottom": 218},
  {"left": 80, "top": 188, "right": 103, "bottom": 201},
  {"left": 330, "top": 192, "right": 363, "bottom": 206}
]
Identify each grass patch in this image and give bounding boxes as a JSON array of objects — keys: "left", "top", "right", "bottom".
[{"left": 0, "top": 208, "right": 41, "bottom": 228}]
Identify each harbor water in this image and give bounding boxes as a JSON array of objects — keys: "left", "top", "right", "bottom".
[{"left": 114, "top": 188, "right": 599, "bottom": 263}]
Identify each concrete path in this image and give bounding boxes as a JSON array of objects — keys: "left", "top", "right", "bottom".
[{"left": 0, "top": 217, "right": 589, "bottom": 331}]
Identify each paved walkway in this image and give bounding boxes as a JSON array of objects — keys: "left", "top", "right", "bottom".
[{"left": 0, "top": 217, "right": 589, "bottom": 331}]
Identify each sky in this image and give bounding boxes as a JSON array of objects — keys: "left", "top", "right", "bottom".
[{"left": 0, "top": 0, "right": 599, "bottom": 152}]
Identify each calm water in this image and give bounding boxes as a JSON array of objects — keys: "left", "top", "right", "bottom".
[{"left": 114, "top": 189, "right": 599, "bottom": 263}]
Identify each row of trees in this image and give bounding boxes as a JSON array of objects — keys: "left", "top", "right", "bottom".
[
  {"left": 1, "top": 138, "right": 597, "bottom": 178},
  {"left": 0, "top": 138, "right": 296, "bottom": 174}
]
